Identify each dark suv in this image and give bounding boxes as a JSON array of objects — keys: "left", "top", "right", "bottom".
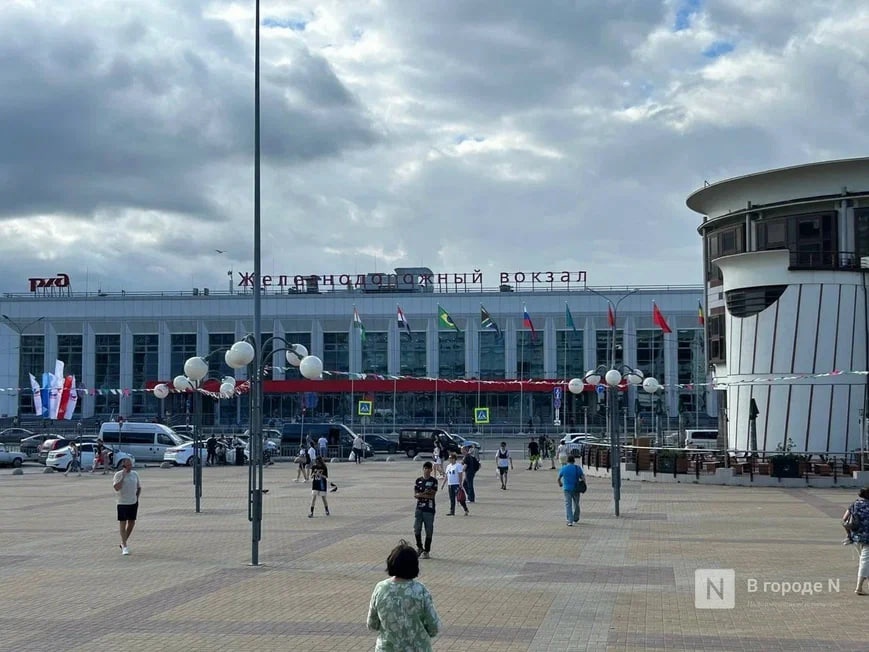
[{"left": 397, "top": 428, "right": 461, "bottom": 458}]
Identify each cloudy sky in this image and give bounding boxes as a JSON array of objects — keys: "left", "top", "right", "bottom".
[{"left": 1, "top": 0, "right": 867, "bottom": 295}]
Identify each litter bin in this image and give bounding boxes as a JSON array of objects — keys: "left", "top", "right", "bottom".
[{"left": 235, "top": 444, "right": 245, "bottom": 466}]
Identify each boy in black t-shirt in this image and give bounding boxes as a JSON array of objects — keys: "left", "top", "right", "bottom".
[{"left": 413, "top": 462, "right": 438, "bottom": 559}]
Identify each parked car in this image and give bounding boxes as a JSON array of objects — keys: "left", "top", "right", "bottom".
[
  {"left": 20, "top": 433, "right": 56, "bottom": 459},
  {"left": 397, "top": 428, "right": 462, "bottom": 458},
  {"left": 364, "top": 434, "right": 398, "bottom": 455},
  {"left": 163, "top": 442, "right": 209, "bottom": 466},
  {"left": 0, "top": 443, "right": 26, "bottom": 467},
  {"left": 0, "top": 427, "right": 35, "bottom": 444},
  {"left": 562, "top": 434, "right": 600, "bottom": 455},
  {"left": 46, "top": 442, "right": 133, "bottom": 472},
  {"left": 446, "top": 433, "right": 481, "bottom": 453},
  {"left": 37, "top": 437, "right": 85, "bottom": 465}
]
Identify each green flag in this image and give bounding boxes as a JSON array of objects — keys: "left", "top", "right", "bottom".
[
  {"left": 353, "top": 307, "right": 366, "bottom": 342},
  {"left": 565, "top": 304, "right": 577, "bottom": 333},
  {"left": 438, "top": 305, "right": 461, "bottom": 332}
]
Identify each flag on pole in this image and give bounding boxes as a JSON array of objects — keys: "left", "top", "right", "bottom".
[
  {"left": 63, "top": 376, "right": 78, "bottom": 419},
  {"left": 523, "top": 304, "right": 537, "bottom": 342},
  {"left": 29, "top": 373, "right": 43, "bottom": 417},
  {"left": 353, "top": 307, "right": 366, "bottom": 342},
  {"left": 698, "top": 301, "right": 705, "bottom": 326},
  {"left": 480, "top": 305, "right": 502, "bottom": 339},
  {"left": 438, "top": 305, "right": 461, "bottom": 332},
  {"left": 57, "top": 375, "right": 72, "bottom": 420},
  {"left": 653, "top": 302, "right": 672, "bottom": 334},
  {"left": 607, "top": 304, "right": 615, "bottom": 328},
  {"left": 40, "top": 372, "right": 51, "bottom": 418},
  {"left": 49, "top": 360, "right": 64, "bottom": 419},
  {"left": 565, "top": 304, "right": 577, "bottom": 333},
  {"left": 397, "top": 305, "right": 412, "bottom": 337}
]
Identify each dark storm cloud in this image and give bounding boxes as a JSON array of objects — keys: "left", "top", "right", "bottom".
[{"left": 0, "top": 5, "right": 379, "bottom": 222}]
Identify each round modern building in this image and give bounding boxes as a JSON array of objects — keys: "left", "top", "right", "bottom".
[{"left": 688, "top": 157, "right": 869, "bottom": 455}]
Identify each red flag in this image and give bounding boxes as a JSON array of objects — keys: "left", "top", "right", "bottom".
[
  {"left": 607, "top": 305, "right": 615, "bottom": 328},
  {"left": 653, "top": 303, "right": 672, "bottom": 333}
]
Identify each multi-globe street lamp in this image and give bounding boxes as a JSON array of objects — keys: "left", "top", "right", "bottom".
[
  {"left": 153, "top": 357, "right": 236, "bottom": 514},
  {"left": 224, "top": 337, "right": 323, "bottom": 566}
]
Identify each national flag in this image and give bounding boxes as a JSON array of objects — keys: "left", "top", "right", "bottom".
[
  {"left": 40, "top": 372, "right": 51, "bottom": 418},
  {"left": 28, "top": 373, "right": 43, "bottom": 417},
  {"left": 523, "top": 304, "right": 537, "bottom": 342},
  {"left": 565, "top": 304, "right": 577, "bottom": 333},
  {"left": 63, "top": 376, "right": 78, "bottom": 419},
  {"left": 438, "top": 305, "right": 461, "bottom": 332},
  {"left": 607, "top": 305, "right": 615, "bottom": 328},
  {"left": 397, "top": 305, "right": 412, "bottom": 337},
  {"left": 353, "top": 307, "right": 366, "bottom": 342},
  {"left": 698, "top": 301, "right": 705, "bottom": 326},
  {"left": 480, "top": 305, "right": 502, "bottom": 339},
  {"left": 653, "top": 302, "right": 672, "bottom": 334},
  {"left": 57, "top": 375, "right": 72, "bottom": 420}
]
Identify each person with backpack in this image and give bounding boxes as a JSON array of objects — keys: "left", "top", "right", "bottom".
[
  {"left": 461, "top": 446, "right": 480, "bottom": 502},
  {"left": 843, "top": 486, "right": 869, "bottom": 594},
  {"left": 557, "top": 455, "right": 586, "bottom": 526}
]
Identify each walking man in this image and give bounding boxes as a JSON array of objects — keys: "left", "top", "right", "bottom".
[
  {"left": 527, "top": 437, "right": 540, "bottom": 470},
  {"left": 414, "top": 461, "right": 438, "bottom": 558},
  {"left": 441, "top": 453, "right": 469, "bottom": 515},
  {"left": 352, "top": 432, "right": 364, "bottom": 464},
  {"left": 557, "top": 455, "right": 585, "bottom": 526},
  {"left": 206, "top": 434, "right": 217, "bottom": 466},
  {"left": 113, "top": 458, "right": 141, "bottom": 554},
  {"left": 318, "top": 434, "right": 329, "bottom": 460},
  {"left": 496, "top": 442, "right": 513, "bottom": 490},
  {"left": 461, "top": 446, "right": 480, "bottom": 502}
]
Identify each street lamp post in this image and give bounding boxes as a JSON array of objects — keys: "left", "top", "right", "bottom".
[
  {"left": 154, "top": 358, "right": 235, "bottom": 514},
  {"left": 225, "top": 338, "right": 322, "bottom": 566}
]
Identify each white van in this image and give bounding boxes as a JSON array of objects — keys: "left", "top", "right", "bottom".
[
  {"left": 684, "top": 429, "right": 720, "bottom": 450},
  {"left": 98, "top": 422, "right": 184, "bottom": 462}
]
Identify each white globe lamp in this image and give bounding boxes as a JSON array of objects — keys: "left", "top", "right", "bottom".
[
  {"left": 605, "top": 369, "right": 622, "bottom": 387},
  {"left": 299, "top": 355, "right": 323, "bottom": 380},
  {"left": 583, "top": 369, "right": 602, "bottom": 385},
  {"left": 225, "top": 341, "right": 256, "bottom": 369},
  {"left": 153, "top": 383, "right": 169, "bottom": 399},
  {"left": 285, "top": 343, "right": 308, "bottom": 367},
  {"left": 642, "top": 377, "right": 660, "bottom": 394},
  {"left": 173, "top": 375, "right": 192, "bottom": 392},
  {"left": 184, "top": 356, "right": 209, "bottom": 382},
  {"left": 567, "top": 378, "right": 584, "bottom": 394}
]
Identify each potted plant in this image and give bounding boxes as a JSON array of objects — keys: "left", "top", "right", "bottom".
[
  {"left": 655, "top": 448, "right": 688, "bottom": 474},
  {"left": 770, "top": 438, "right": 804, "bottom": 478}
]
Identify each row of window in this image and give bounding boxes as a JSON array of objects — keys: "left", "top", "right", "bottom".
[{"left": 705, "top": 208, "right": 869, "bottom": 283}]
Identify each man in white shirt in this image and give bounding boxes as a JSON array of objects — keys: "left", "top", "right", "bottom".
[
  {"left": 317, "top": 435, "right": 328, "bottom": 460},
  {"left": 440, "top": 453, "right": 469, "bottom": 516},
  {"left": 307, "top": 441, "right": 318, "bottom": 466},
  {"left": 112, "top": 458, "right": 141, "bottom": 555},
  {"left": 352, "top": 433, "right": 364, "bottom": 464}
]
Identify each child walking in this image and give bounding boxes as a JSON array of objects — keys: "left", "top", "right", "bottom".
[{"left": 308, "top": 458, "right": 331, "bottom": 517}]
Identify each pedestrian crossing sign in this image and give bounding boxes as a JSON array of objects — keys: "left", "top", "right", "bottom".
[
  {"left": 474, "top": 407, "right": 489, "bottom": 424},
  {"left": 357, "top": 400, "right": 373, "bottom": 416}
]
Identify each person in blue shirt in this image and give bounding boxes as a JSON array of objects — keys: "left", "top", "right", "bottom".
[{"left": 557, "top": 455, "right": 585, "bottom": 526}]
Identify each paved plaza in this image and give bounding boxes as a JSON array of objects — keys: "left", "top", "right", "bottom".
[{"left": 0, "top": 457, "right": 865, "bottom": 652}]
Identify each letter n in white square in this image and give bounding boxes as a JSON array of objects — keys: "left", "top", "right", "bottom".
[{"left": 694, "top": 569, "right": 735, "bottom": 609}]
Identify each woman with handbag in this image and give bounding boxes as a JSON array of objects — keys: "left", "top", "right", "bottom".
[{"left": 441, "top": 454, "right": 469, "bottom": 516}]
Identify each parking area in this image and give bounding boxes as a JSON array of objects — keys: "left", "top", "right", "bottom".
[{"left": 0, "top": 459, "right": 865, "bottom": 651}]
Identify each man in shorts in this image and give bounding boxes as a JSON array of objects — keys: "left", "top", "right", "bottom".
[
  {"left": 495, "top": 442, "right": 513, "bottom": 490},
  {"left": 112, "top": 458, "right": 141, "bottom": 555}
]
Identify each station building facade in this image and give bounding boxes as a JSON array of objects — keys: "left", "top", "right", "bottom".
[
  {"left": 688, "top": 157, "right": 869, "bottom": 455},
  {"left": 0, "top": 276, "right": 705, "bottom": 430}
]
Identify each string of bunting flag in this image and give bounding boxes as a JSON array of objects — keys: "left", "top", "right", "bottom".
[{"left": 2, "top": 368, "right": 866, "bottom": 398}]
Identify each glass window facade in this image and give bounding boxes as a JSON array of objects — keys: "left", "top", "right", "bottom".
[
  {"left": 555, "top": 330, "right": 584, "bottom": 379},
  {"left": 516, "top": 332, "right": 543, "bottom": 379},
  {"left": 757, "top": 211, "right": 837, "bottom": 269},
  {"left": 132, "top": 334, "right": 158, "bottom": 414},
  {"left": 361, "top": 332, "right": 388, "bottom": 374},
  {"left": 636, "top": 330, "right": 663, "bottom": 379},
  {"left": 595, "top": 330, "right": 623, "bottom": 368},
  {"left": 57, "top": 334, "right": 83, "bottom": 380},
  {"left": 479, "top": 331, "right": 505, "bottom": 379},
  {"left": 94, "top": 334, "right": 121, "bottom": 415},
  {"left": 323, "top": 332, "right": 349, "bottom": 373},
  {"left": 18, "top": 335, "right": 45, "bottom": 414},
  {"left": 399, "top": 332, "right": 426, "bottom": 377},
  {"left": 170, "top": 334, "right": 197, "bottom": 377},
  {"left": 706, "top": 223, "right": 746, "bottom": 283},
  {"left": 438, "top": 332, "right": 464, "bottom": 378}
]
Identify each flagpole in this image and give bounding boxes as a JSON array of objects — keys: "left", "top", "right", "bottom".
[
  {"left": 519, "top": 333, "right": 525, "bottom": 433},
  {"left": 392, "top": 377, "right": 397, "bottom": 436}
]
